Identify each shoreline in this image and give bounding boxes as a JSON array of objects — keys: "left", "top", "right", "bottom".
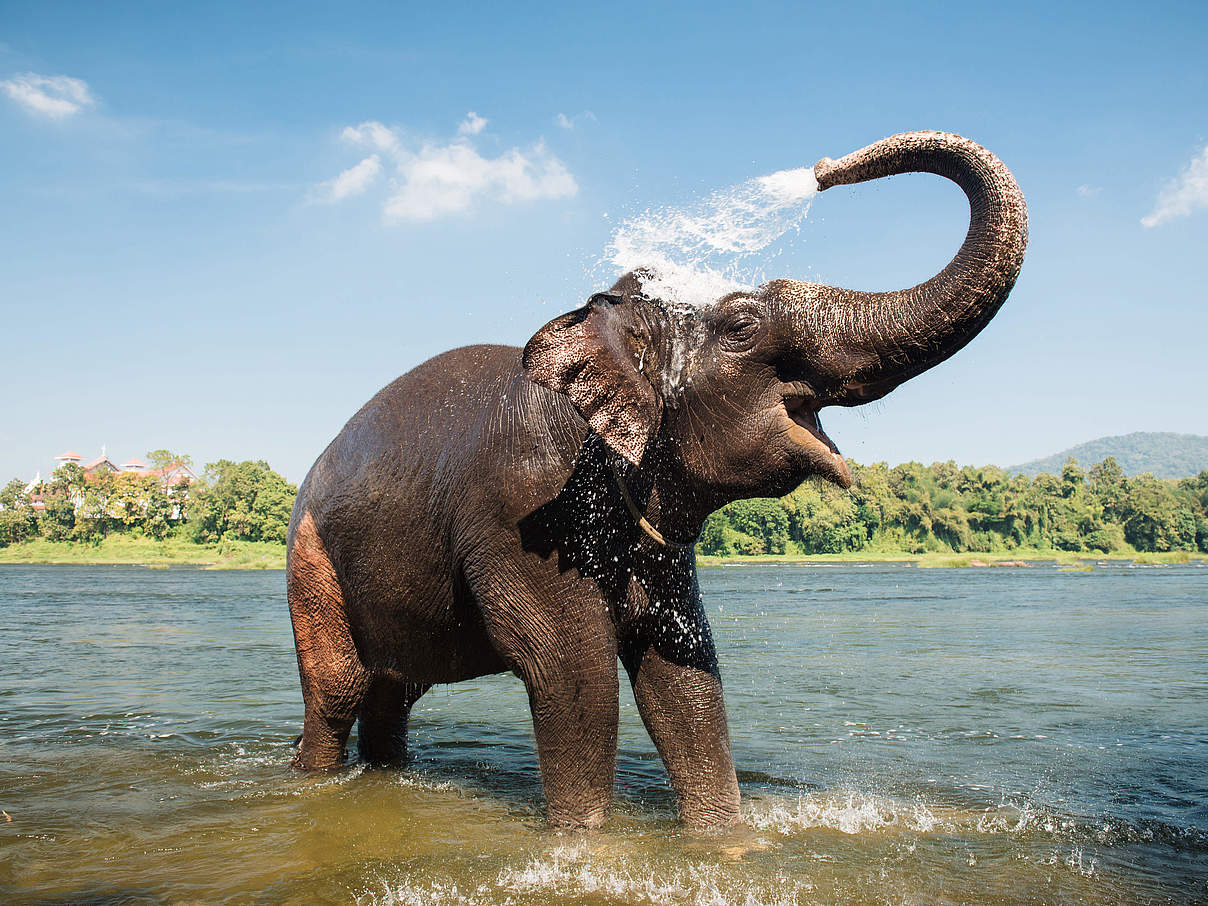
[
  {"left": 0, "top": 537, "right": 286, "bottom": 569},
  {"left": 1, "top": 537, "right": 1203, "bottom": 570},
  {"left": 696, "top": 550, "right": 1205, "bottom": 568}
]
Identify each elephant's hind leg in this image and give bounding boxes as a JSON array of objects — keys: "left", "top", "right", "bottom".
[
  {"left": 357, "top": 678, "right": 429, "bottom": 766},
  {"left": 288, "top": 510, "right": 369, "bottom": 770}
]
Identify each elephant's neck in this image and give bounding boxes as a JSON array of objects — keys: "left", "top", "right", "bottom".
[
  {"left": 610, "top": 460, "right": 697, "bottom": 549},
  {"left": 628, "top": 460, "right": 708, "bottom": 549}
]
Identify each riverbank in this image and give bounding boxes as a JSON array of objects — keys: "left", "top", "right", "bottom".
[
  {"left": 0, "top": 536, "right": 285, "bottom": 569},
  {"left": 1, "top": 537, "right": 1202, "bottom": 569},
  {"left": 696, "top": 549, "right": 1206, "bottom": 568}
]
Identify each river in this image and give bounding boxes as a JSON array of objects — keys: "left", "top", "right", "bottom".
[{"left": 1, "top": 562, "right": 1205, "bottom": 904}]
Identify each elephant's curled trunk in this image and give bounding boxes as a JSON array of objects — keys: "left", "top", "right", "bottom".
[{"left": 784, "top": 131, "right": 1028, "bottom": 403}]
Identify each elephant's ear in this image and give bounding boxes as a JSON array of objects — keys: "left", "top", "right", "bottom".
[{"left": 523, "top": 293, "right": 661, "bottom": 466}]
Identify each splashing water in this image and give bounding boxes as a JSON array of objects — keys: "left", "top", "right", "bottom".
[{"left": 604, "top": 166, "right": 819, "bottom": 307}]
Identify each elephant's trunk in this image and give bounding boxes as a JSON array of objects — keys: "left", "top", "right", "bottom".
[{"left": 777, "top": 131, "right": 1028, "bottom": 404}]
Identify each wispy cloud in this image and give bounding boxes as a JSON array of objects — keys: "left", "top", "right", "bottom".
[
  {"left": 555, "top": 111, "right": 597, "bottom": 131},
  {"left": 315, "top": 154, "right": 382, "bottom": 202},
  {"left": 321, "top": 115, "right": 578, "bottom": 222},
  {"left": 1076, "top": 184, "right": 1101, "bottom": 198},
  {"left": 458, "top": 111, "right": 487, "bottom": 136},
  {"left": 1142, "top": 144, "right": 1208, "bottom": 228},
  {"left": 340, "top": 121, "right": 399, "bottom": 152},
  {"left": 1, "top": 72, "right": 95, "bottom": 118}
]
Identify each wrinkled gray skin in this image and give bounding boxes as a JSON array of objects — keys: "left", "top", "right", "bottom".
[{"left": 287, "top": 132, "right": 1028, "bottom": 828}]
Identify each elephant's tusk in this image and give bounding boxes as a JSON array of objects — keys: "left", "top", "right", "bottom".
[{"left": 608, "top": 459, "right": 693, "bottom": 550}]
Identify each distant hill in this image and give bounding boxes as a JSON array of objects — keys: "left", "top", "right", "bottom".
[{"left": 1010, "top": 432, "right": 1208, "bottom": 479}]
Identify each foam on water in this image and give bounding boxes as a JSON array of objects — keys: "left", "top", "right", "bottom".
[
  {"left": 362, "top": 843, "right": 809, "bottom": 906},
  {"left": 604, "top": 167, "right": 818, "bottom": 307},
  {"left": 744, "top": 791, "right": 942, "bottom": 836},
  {"left": 498, "top": 844, "right": 806, "bottom": 906}
]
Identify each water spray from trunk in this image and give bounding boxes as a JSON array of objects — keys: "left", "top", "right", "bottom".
[{"left": 603, "top": 167, "right": 819, "bottom": 307}]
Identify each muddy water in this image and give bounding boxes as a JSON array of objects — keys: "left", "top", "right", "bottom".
[{"left": 1, "top": 562, "right": 1205, "bottom": 904}]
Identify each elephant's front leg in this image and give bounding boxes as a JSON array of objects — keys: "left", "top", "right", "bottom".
[
  {"left": 522, "top": 641, "right": 620, "bottom": 827},
  {"left": 622, "top": 626, "right": 741, "bottom": 829},
  {"left": 471, "top": 560, "right": 620, "bottom": 827}
]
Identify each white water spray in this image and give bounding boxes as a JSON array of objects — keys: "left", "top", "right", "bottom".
[{"left": 603, "top": 166, "right": 819, "bottom": 307}]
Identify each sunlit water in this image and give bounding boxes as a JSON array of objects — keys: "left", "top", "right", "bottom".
[{"left": 1, "top": 562, "right": 1205, "bottom": 904}]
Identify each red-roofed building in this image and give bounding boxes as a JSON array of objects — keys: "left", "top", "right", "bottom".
[
  {"left": 50, "top": 449, "right": 196, "bottom": 488},
  {"left": 81, "top": 456, "right": 120, "bottom": 476},
  {"left": 38, "top": 448, "right": 198, "bottom": 521},
  {"left": 146, "top": 461, "right": 198, "bottom": 487}
]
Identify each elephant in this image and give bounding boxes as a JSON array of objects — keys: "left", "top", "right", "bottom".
[{"left": 286, "top": 131, "right": 1028, "bottom": 828}]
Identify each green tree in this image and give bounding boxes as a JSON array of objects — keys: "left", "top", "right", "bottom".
[
  {"left": 696, "top": 511, "right": 734, "bottom": 556},
  {"left": 849, "top": 461, "right": 894, "bottom": 544},
  {"left": 110, "top": 474, "right": 153, "bottom": 529},
  {"left": 73, "top": 469, "right": 117, "bottom": 542},
  {"left": 725, "top": 498, "right": 790, "bottom": 555},
  {"left": 143, "top": 482, "right": 174, "bottom": 540},
  {"left": 931, "top": 460, "right": 958, "bottom": 490},
  {"left": 0, "top": 479, "right": 37, "bottom": 546},
  {"left": 1177, "top": 471, "right": 1208, "bottom": 552},
  {"left": 189, "top": 460, "right": 297, "bottom": 543},
  {"left": 37, "top": 465, "right": 84, "bottom": 540},
  {"left": 1061, "top": 459, "right": 1086, "bottom": 498},
  {"left": 1089, "top": 456, "right": 1127, "bottom": 520},
  {"left": 1122, "top": 474, "right": 1195, "bottom": 552}
]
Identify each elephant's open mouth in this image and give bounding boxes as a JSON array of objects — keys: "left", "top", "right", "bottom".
[{"left": 781, "top": 389, "right": 853, "bottom": 489}]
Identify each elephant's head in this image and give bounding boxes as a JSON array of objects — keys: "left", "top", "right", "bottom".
[{"left": 524, "top": 132, "right": 1027, "bottom": 525}]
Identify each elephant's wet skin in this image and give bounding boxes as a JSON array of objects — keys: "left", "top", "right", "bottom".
[
  {"left": 286, "top": 131, "right": 1028, "bottom": 828},
  {"left": 520, "top": 438, "right": 737, "bottom": 824}
]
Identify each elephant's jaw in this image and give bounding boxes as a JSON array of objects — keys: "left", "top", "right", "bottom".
[{"left": 781, "top": 385, "right": 852, "bottom": 489}]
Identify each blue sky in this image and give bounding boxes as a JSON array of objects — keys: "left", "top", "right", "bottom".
[{"left": 2, "top": 0, "right": 1206, "bottom": 483}]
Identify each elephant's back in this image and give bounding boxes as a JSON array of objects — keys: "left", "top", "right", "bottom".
[
  {"left": 298, "top": 343, "right": 520, "bottom": 509},
  {"left": 343, "top": 343, "right": 523, "bottom": 461},
  {"left": 290, "top": 344, "right": 523, "bottom": 566}
]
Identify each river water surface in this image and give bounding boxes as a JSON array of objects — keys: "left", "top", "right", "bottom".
[{"left": 1, "top": 562, "right": 1205, "bottom": 904}]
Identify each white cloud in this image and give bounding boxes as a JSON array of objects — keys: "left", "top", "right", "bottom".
[
  {"left": 323, "top": 116, "right": 578, "bottom": 223},
  {"left": 1, "top": 72, "right": 95, "bottom": 118},
  {"left": 1076, "top": 184, "right": 1101, "bottom": 198},
  {"left": 555, "top": 111, "right": 597, "bottom": 131},
  {"left": 458, "top": 111, "right": 487, "bottom": 136},
  {"left": 1142, "top": 144, "right": 1208, "bottom": 228},
  {"left": 340, "top": 121, "right": 399, "bottom": 152},
  {"left": 316, "top": 154, "right": 382, "bottom": 202},
  {"left": 384, "top": 140, "right": 576, "bottom": 221}
]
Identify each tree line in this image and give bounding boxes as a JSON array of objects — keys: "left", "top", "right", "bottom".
[
  {"left": 0, "top": 456, "right": 296, "bottom": 547},
  {"left": 2, "top": 453, "right": 1206, "bottom": 556},
  {"left": 700, "top": 457, "right": 1208, "bottom": 556}
]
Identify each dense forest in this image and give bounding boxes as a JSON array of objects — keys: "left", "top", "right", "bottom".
[
  {"left": 2, "top": 454, "right": 1206, "bottom": 557},
  {"left": 700, "top": 457, "right": 1208, "bottom": 556}
]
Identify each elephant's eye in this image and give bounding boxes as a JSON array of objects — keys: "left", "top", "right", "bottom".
[{"left": 721, "top": 313, "right": 761, "bottom": 347}]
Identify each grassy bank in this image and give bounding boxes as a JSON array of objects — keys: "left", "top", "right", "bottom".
[
  {"left": 0, "top": 536, "right": 286, "bottom": 569},
  {"left": 3, "top": 537, "right": 1201, "bottom": 570}
]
